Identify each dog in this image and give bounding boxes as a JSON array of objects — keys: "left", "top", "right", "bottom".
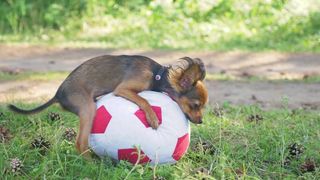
[{"left": 8, "top": 55, "right": 208, "bottom": 158}]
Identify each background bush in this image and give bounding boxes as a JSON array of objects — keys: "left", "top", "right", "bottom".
[{"left": 0, "top": 0, "right": 319, "bottom": 51}]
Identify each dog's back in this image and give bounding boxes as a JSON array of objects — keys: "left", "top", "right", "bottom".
[{"left": 57, "top": 55, "right": 161, "bottom": 100}]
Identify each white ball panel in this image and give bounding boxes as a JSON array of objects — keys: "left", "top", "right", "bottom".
[{"left": 89, "top": 91, "right": 190, "bottom": 165}]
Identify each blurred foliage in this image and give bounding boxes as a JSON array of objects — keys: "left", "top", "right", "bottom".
[
  {"left": 0, "top": 0, "right": 319, "bottom": 51},
  {"left": 0, "top": 0, "right": 85, "bottom": 33}
]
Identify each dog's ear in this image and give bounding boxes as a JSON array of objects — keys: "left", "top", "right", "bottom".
[{"left": 168, "top": 57, "right": 206, "bottom": 92}]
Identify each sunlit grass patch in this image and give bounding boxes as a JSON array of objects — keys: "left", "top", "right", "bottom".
[
  {"left": 0, "top": 0, "right": 319, "bottom": 52},
  {"left": 0, "top": 71, "right": 68, "bottom": 82}
]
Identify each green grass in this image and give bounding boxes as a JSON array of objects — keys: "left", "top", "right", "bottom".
[
  {"left": 0, "top": 0, "right": 319, "bottom": 52},
  {"left": 1, "top": 103, "right": 319, "bottom": 179},
  {"left": 0, "top": 71, "right": 68, "bottom": 82}
]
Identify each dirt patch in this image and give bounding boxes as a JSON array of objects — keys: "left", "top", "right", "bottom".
[
  {"left": 1, "top": 79, "right": 319, "bottom": 110},
  {"left": 0, "top": 45, "right": 320, "bottom": 109},
  {"left": 207, "top": 80, "right": 320, "bottom": 110},
  {"left": 1, "top": 45, "right": 320, "bottom": 79}
]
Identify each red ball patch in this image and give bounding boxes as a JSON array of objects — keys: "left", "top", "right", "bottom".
[
  {"left": 134, "top": 106, "right": 162, "bottom": 128},
  {"left": 91, "top": 105, "right": 112, "bottom": 134},
  {"left": 118, "top": 148, "right": 151, "bottom": 164},
  {"left": 172, "top": 133, "right": 190, "bottom": 161}
]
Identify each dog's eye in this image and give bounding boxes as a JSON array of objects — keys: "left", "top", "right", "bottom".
[{"left": 190, "top": 103, "right": 200, "bottom": 109}]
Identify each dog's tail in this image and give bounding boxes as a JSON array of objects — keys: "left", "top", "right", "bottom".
[{"left": 8, "top": 97, "right": 57, "bottom": 115}]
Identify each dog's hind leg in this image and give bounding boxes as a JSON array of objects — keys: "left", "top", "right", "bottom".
[
  {"left": 58, "top": 91, "right": 96, "bottom": 159},
  {"left": 76, "top": 100, "right": 95, "bottom": 158}
]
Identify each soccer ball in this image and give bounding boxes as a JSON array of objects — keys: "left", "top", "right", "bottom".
[{"left": 89, "top": 91, "right": 190, "bottom": 165}]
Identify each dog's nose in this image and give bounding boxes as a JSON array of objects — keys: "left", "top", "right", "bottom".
[{"left": 198, "top": 119, "right": 203, "bottom": 124}]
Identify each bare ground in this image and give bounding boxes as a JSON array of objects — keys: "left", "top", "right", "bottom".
[{"left": 1, "top": 45, "right": 320, "bottom": 109}]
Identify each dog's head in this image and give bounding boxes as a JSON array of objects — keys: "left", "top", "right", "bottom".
[{"left": 168, "top": 57, "right": 208, "bottom": 124}]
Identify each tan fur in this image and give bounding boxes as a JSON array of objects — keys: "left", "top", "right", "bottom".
[
  {"left": 168, "top": 57, "right": 205, "bottom": 93},
  {"left": 114, "top": 70, "right": 159, "bottom": 128},
  {"left": 195, "top": 81, "right": 208, "bottom": 105}
]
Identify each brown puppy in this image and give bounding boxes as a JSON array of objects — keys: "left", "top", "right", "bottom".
[{"left": 8, "top": 55, "right": 208, "bottom": 158}]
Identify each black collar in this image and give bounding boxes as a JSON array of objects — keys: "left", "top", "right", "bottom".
[
  {"left": 154, "top": 65, "right": 168, "bottom": 81},
  {"left": 152, "top": 65, "right": 169, "bottom": 91},
  {"left": 152, "top": 65, "right": 179, "bottom": 101}
]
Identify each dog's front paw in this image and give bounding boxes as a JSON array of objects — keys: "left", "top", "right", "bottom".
[{"left": 146, "top": 110, "right": 159, "bottom": 129}]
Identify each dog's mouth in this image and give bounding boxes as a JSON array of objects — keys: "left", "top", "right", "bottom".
[
  {"left": 184, "top": 113, "right": 191, "bottom": 121},
  {"left": 184, "top": 113, "right": 196, "bottom": 124},
  {"left": 184, "top": 113, "right": 202, "bottom": 124}
]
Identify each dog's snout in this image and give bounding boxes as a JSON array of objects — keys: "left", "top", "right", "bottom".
[{"left": 198, "top": 119, "right": 203, "bottom": 124}]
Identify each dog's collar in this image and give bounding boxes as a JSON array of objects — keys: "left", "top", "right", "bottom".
[
  {"left": 153, "top": 65, "right": 178, "bottom": 101},
  {"left": 155, "top": 66, "right": 168, "bottom": 81}
]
